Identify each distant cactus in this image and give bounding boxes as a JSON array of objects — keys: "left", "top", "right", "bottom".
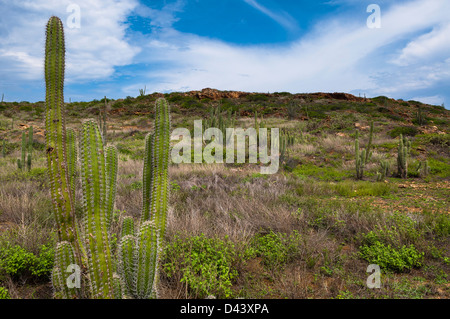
[
  {"left": 355, "top": 122, "right": 374, "bottom": 180},
  {"left": 2, "top": 139, "right": 5, "bottom": 157},
  {"left": 415, "top": 106, "right": 426, "bottom": 126},
  {"left": 376, "top": 160, "right": 389, "bottom": 181},
  {"left": 139, "top": 85, "right": 146, "bottom": 97},
  {"left": 397, "top": 134, "right": 411, "bottom": 179},
  {"left": 416, "top": 160, "right": 429, "bottom": 178},
  {"left": 17, "top": 128, "right": 33, "bottom": 170}
]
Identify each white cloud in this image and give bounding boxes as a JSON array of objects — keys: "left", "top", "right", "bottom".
[
  {"left": 0, "top": 0, "right": 140, "bottom": 83},
  {"left": 242, "top": 0, "right": 299, "bottom": 32},
  {"left": 392, "top": 23, "right": 450, "bottom": 66},
  {"left": 128, "top": 0, "right": 450, "bottom": 101}
]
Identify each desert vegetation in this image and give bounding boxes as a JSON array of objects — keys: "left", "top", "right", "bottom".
[{"left": 0, "top": 17, "right": 449, "bottom": 300}]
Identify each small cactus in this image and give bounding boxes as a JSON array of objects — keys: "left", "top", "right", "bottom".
[
  {"left": 355, "top": 122, "right": 374, "bottom": 180},
  {"left": 397, "top": 134, "right": 411, "bottom": 179}
]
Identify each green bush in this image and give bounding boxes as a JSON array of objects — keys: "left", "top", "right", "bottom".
[
  {"left": 251, "top": 231, "right": 302, "bottom": 269},
  {"left": 389, "top": 126, "right": 419, "bottom": 138},
  {"left": 0, "top": 243, "right": 54, "bottom": 279},
  {"left": 163, "top": 234, "right": 246, "bottom": 298},
  {"left": 0, "top": 287, "right": 10, "bottom": 299},
  {"left": 359, "top": 242, "right": 424, "bottom": 273}
]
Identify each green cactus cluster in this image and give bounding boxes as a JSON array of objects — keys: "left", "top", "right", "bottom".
[
  {"left": 415, "top": 106, "right": 426, "bottom": 126},
  {"left": 17, "top": 126, "right": 33, "bottom": 170},
  {"left": 355, "top": 121, "right": 373, "bottom": 180},
  {"left": 397, "top": 134, "right": 411, "bottom": 179},
  {"left": 376, "top": 160, "right": 389, "bottom": 182},
  {"left": 44, "top": 16, "right": 171, "bottom": 299}
]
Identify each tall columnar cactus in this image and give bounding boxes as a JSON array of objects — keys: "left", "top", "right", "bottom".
[
  {"left": 44, "top": 16, "right": 78, "bottom": 247},
  {"left": 2, "top": 139, "right": 5, "bottom": 157},
  {"left": 397, "top": 134, "right": 411, "bottom": 179}
]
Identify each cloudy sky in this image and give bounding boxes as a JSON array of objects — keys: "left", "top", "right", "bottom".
[{"left": 0, "top": 0, "right": 449, "bottom": 108}]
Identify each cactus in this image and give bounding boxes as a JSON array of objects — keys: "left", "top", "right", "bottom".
[
  {"left": 79, "top": 119, "right": 117, "bottom": 298},
  {"left": 416, "top": 160, "right": 429, "bottom": 178},
  {"left": 139, "top": 85, "right": 146, "bottom": 97},
  {"left": 117, "top": 98, "right": 171, "bottom": 299},
  {"left": 20, "top": 131, "right": 26, "bottom": 169},
  {"left": 415, "top": 106, "right": 426, "bottom": 126},
  {"left": 17, "top": 127, "right": 33, "bottom": 170},
  {"left": 376, "top": 160, "right": 389, "bottom": 182},
  {"left": 44, "top": 16, "right": 78, "bottom": 248},
  {"left": 27, "top": 126, "right": 33, "bottom": 170},
  {"left": 98, "top": 96, "right": 108, "bottom": 145},
  {"left": 2, "top": 139, "right": 5, "bottom": 157},
  {"left": 397, "top": 134, "right": 411, "bottom": 179},
  {"left": 355, "top": 122, "right": 374, "bottom": 180},
  {"left": 51, "top": 241, "right": 78, "bottom": 299},
  {"left": 44, "top": 16, "right": 171, "bottom": 300}
]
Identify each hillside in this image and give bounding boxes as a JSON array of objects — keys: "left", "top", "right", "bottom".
[{"left": 0, "top": 88, "right": 449, "bottom": 299}]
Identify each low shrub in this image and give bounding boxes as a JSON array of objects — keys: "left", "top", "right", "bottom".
[
  {"left": 163, "top": 234, "right": 247, "bottom": 298},
  {"left": 389, "top": 126, "right": 419, "bottom": 138},
  {"left": 359, "top": 242, "right": 424, "bottom": 273}
]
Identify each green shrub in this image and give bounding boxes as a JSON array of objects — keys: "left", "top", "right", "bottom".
[
  {"left": 389, "top": 126, "right": 419, "bottom": 138},
  {"left": 163, "top": 234, "right": 246, "bottom": 298},
  {"left": 0, "top": 243, "right": 54, "bottom": 279},
  {"left": 359, "top": 242, "right": 424, "bottom": 273},
  {"left": 251, "top": 231, "right": 302, "bottom": 269},
  {"left": 0, "top": 287, "right": 10, "bottom": 299}
]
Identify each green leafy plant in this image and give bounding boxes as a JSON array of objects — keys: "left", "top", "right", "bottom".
[
  {"left": 251, "top": 231, "right": 302, "bottom": 270},
  {"left": 163, "top": 234, "right": 243, "bottom": 298},
  {"left": 359, "top": 242, "right": 424, "bottom": 273},
  {"left": 0, "top": 287, "right": 10, "bottom": 299}
]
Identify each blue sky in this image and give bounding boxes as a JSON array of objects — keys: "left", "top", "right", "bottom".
[{"left": 0, "top": 0, "right": 449, "bottom": 108}]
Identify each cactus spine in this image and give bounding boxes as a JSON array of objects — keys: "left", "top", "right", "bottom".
[{"left": 397, "top": 134, "right": 411, "bottom": 179}]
